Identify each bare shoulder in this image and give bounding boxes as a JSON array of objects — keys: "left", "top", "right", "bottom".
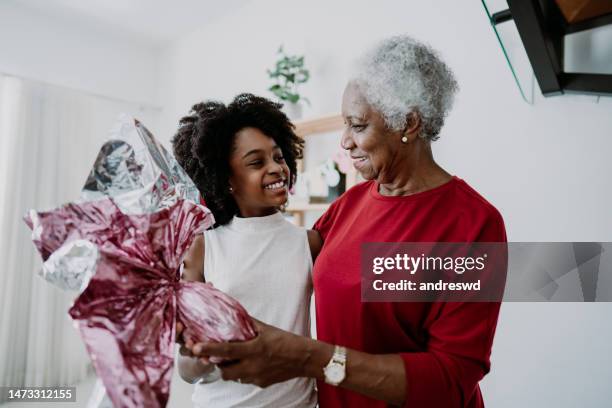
[
  {"left": 307, "top": 229, "right": 323, "bottom": 261},
  {"left": 182, "top": 235, "right": 205, "bottom": 282}
]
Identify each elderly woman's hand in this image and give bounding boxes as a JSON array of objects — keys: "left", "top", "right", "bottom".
[
  {"left": 176, "top": 321, "right": 217, "bottom": 383},
  {"left": 191, "top": 318, "right": 407, "bottom": 404},
  {"left": 191, "top": 319, "right": 316, "bottom": 388},
  {"left": 176, "top": 322, "right": 197, "bottom": 358}
]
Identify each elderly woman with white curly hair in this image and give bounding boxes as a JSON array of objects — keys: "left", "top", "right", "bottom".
[{"left": 191, "top": 35, "right": 507, "bottom": 408}]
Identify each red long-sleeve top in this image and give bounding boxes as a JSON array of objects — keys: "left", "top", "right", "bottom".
[{"left": 313, "top": 177, "right": 506, "bottom": 407}]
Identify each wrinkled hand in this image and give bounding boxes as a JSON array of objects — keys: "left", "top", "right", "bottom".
[
  {"left": 191, "top": 319, "right": 308, "bottom": 388},
  {"left": 176, "top": 321, "right": 211, "bottom": 365}
]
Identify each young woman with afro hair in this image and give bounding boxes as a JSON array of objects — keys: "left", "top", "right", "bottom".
[{"left": 172, "top": 93, "right": 321, "bottom": 408}]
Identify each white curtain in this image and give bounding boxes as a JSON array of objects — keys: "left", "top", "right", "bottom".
[{"left": 0, "top": 74, "right": 160, "bottom": 395}]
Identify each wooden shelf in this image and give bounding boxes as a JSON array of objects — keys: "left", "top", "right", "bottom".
[
  {"left": 286, "top": 203, "right": 330, "bottom": 212},
  {"left": 294, "top": 114, "right": 343, "bottom": 137},
  {"left": 288, "top": 114, "right": 348, "bottom": 226}
]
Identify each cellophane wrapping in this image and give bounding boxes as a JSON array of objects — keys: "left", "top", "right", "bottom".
[{"left": 24, "top": 116, "right": 257, "bottom": 407}]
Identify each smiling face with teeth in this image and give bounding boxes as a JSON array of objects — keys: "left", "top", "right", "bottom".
[
  {"left": 228, "top": 127, "right": 290, "bottom": 217},
  {"left": 340, "top": 82, "right": 431, "bottom": 187},
  {"left": 340, "top": 82, "right": 413, "bottom": 183}
]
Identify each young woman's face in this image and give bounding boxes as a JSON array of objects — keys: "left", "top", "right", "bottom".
[{"left": 228, "top": 127, "right": 290, "bottom": 216}]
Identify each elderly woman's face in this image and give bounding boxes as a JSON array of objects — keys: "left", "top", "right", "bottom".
[{"left": 341, "top": 82, "right": 402, "bottom": 182}]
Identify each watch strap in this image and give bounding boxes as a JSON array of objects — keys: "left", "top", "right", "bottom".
[{"left": 323, "top": 345, "right": 347, "bottom": 386}]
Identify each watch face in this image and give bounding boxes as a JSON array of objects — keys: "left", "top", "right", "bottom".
[{"left": 326, "top": 364, "right": 345, "bottom": 383}]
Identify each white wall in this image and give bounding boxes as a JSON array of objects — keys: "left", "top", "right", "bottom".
[
  {"left": 0, "top": 1, "right": 161, "bottom": 108},
  {"left": 566, "top": 24, "right": 612, "bottom": 74},
  {"left": 157, "top": 1, "right": 612, "bottom": 407}
]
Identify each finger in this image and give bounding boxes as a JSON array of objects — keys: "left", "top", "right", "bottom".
[
  {"left": 248, "top": 317, "right": 270, "bottom": 335},
  {"left": 218, "top": 360, "right": 253, "bottom": 382},
  {"left": 192, "top": 342, "right": 207, "bottom": 356},
  {"left": 238, "top": 378, "right": 254, "bottom": 386},
  {"left": 179, "top": 345, "right": 193, "bottom": 357},
  {"left": 192, "top": 343, "right": 221, "bottom": 364},
  {"left": 249, "top": 316, "right": 263, "bottom": 325},
  {"left": 234, "top": 376, "right": 255, "bottom": 386},
  {"left": 195, "top": 341, "right": 250, "bottom": 360},
  {"left": 192, "top": 341, "right": 220, "bottom": 356},
  {"left": 196, "top": 356, "right": 213, "bottom": 368},
  {"left": 209, "top": 355, "right": 225, "bottom": 365},
  {"left": 249, "top": 317, "right": 265, "bottom": 329},
  {"left": 217, "top": 359, "right": 240, "bottom": 368}
]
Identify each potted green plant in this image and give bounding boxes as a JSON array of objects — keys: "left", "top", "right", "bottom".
[{"left": 267, "top": 45, "right": 310, "bottom": 119}]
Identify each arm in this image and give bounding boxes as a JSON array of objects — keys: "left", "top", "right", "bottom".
[
  {"left": 194, "top": 212, "right": 506, "bottom": 405},
  {"left": 176, "top": 236, "right": 214, "bottom": 384},
  {"left": 181, "top": 235, "right": 204, "bottom": 283},
  {"left": 304, "top": 301, "right": 499, "bottom": 407},
  {"left": 397, "top": 302, "right": 500, "bottom": 407},
  {"left": 302, "top": 337, "right": 407, "bottom": 405},
  {"left": 194, "top": 302, "right": 499, "bottom": 406},
  {"left": 193, "top": 319, "right": 406, "bottom": 404},
  {"left": 307, "top": 229, "right": 323, "bottom": 262}
]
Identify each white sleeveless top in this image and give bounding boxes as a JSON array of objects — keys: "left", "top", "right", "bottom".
[{"left": 192, "top": 211, "right": 317, "bottom": 408}]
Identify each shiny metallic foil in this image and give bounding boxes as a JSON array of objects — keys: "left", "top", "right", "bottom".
[{"left": 24, "top": 117, "right": 257, "bottom": 408}]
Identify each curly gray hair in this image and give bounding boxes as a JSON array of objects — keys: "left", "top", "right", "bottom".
[{"left": 351, "top": 35, "right": 459, "bottom": 142}]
